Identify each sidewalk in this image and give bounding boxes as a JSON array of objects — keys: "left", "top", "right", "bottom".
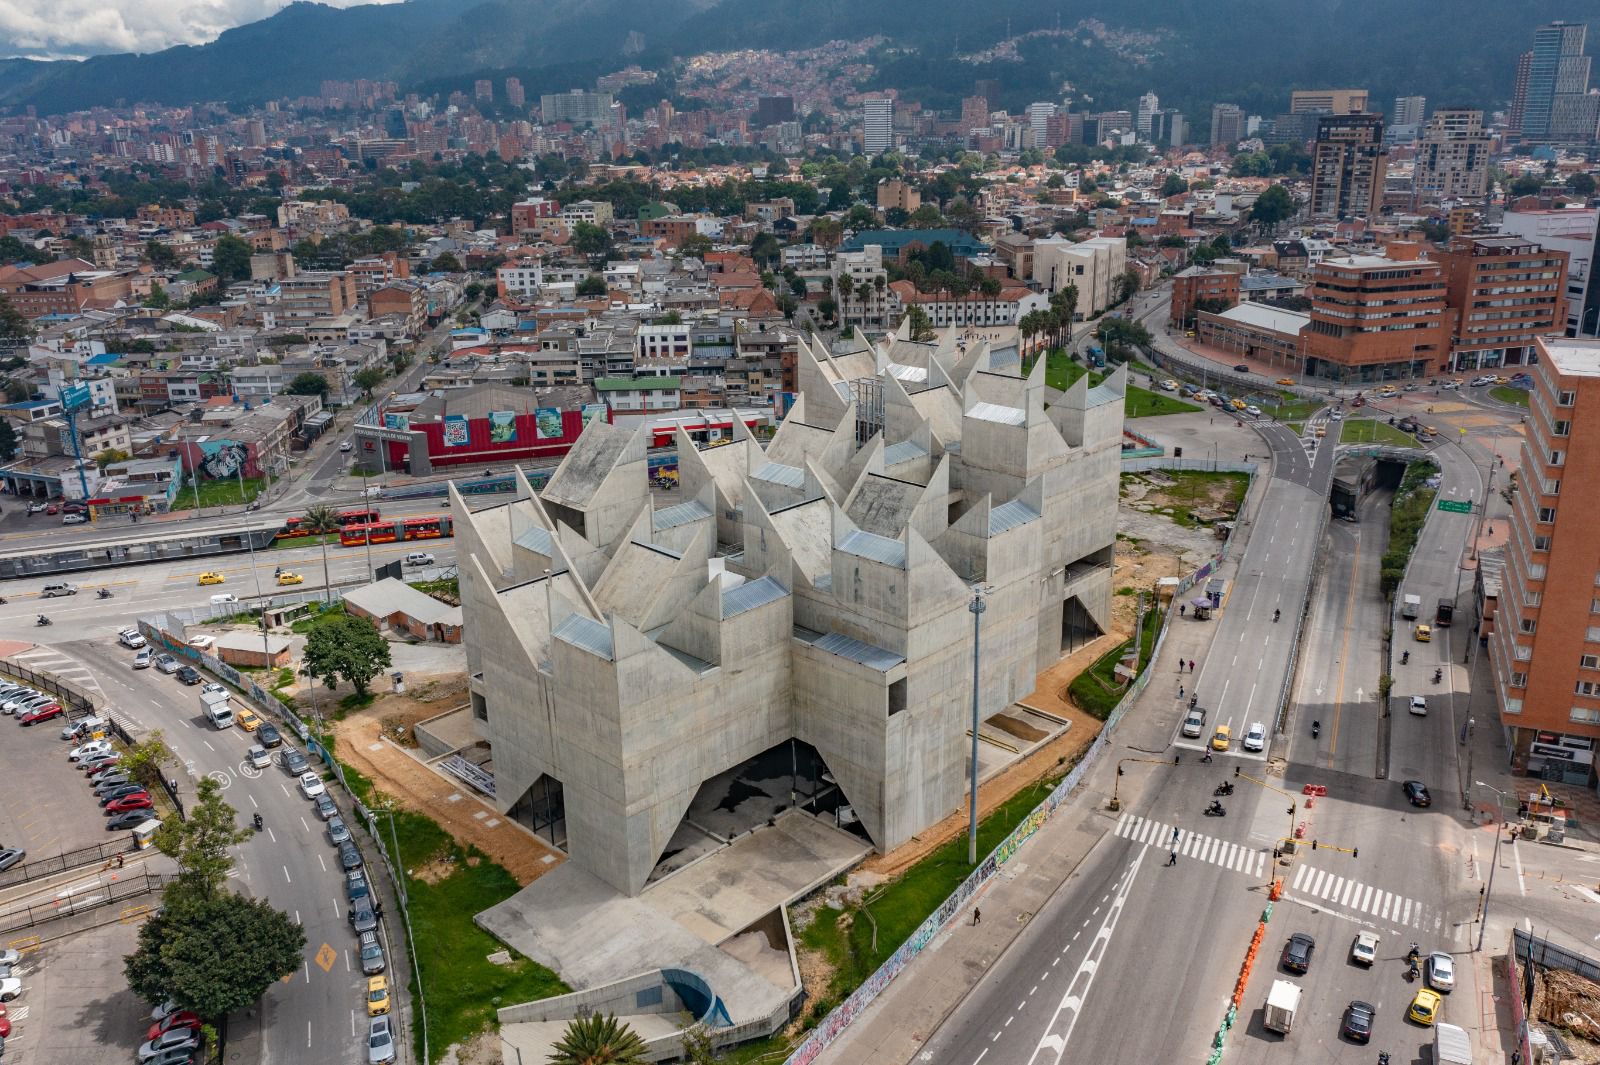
[{"left": 814, "top": 445, "right": 1278, "bottom": 1064}]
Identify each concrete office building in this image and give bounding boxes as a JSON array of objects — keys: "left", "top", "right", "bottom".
[
  {"left": 1137, "top": 92, "right": 1160, "bottom": 137},
  {"left": 1414, "top": 109, "right": 1491, "bottom": 203},
  {"left": 1291, "top": 89, "right": 1369, "bottom": 114},
  {"left": 1519, "top": 21, "right": 1592, "bottom": 143},
  {"left": 454, "top": 326, "right": 1126, "bottom": 894},
  {"left": 1301, "top": 242, "right": 1449, "bottom": 381},
  {"left": 863, "top": 97, "right": 894, "bottom": 156},
  {"left": 1489, "top": 336, "right": 1600, "bottom": 783},
  {"left": 1210, "top": 103, "right": 1245, "bottom": 148},
  {"left": 1436, "top": 235, "right": 1568, "bottom": 372},
  {"left": 540, "top": 90, "right": 617, "bottom": 126},
  {"left": 1310, "top": 113, "right": 1388, "bottom": 221},
  {"left": 1498, "top": 208, "right": 1600, "bottom": 339},
  {"left": 1030, "top": 236, "right": 1129, "bottom": 318},
  {"left": 1392, "top": 95, "right": 1427, "bottom": 128}
]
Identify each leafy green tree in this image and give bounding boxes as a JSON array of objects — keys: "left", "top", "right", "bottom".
[
  {"left": 143, "top": 283, "right": 171, "bottom": 309},
  {"left": 430, "top": 252, "right": 462, "bottom": 272},
  {"left": 463, "top": 281, "right": 484, "bottom": 302},
  {"left": 93, "top": 447, "right": 131, "bottom": 468},
  {"left": 548, "top": 1013, "right": 649, "bottom": 1065},
  {"left": 656, "top": 310, "right": 684, "bottom": 325},
  {"left": 287, "top": 372, "right": 330, "bottom": 396},
  {"left": 1508, "top": 175, "right": 1543, "bottom": 198},
  {"left": 120, "top": 730, "right": 176, "bottom": 790},
  {"left": 809, "top": 217, "right": 842, "bottom": 249},
  {"left": 904, "top": 304, "right": 935, "bottom": 342},
  {"left": 304, "top": 615, "right": 392, "bottom": 698},
  {"left": 748, "top": 232, "right": 781, "bottom": 269},
  {"left": 353, "top": 367, "right": 386, "bottom": 396},
  {"left": 155, "top": 776, "right": 252, "bottom": 904},
  {"left": 301, "top": 504, "right": 341, "bottom": 603},
  {"left": 0, "top": 235, "right": 45, "bottom": 264},
  {"left": 907, "top": 203, "right": 945, "bottom": 228},
  {"left": 125, "top": 892, "right": 304, "bottom": 1023},
  {"left": 1250, "top": 184, "right": 1296, "bottom": 231},
  {"left": 1116, "top": 268, "right": 1141, "bottom": 304},
  {"left": 0, "top": 419, "right": 16, "bottom": 462},
  {"left": 679, "top": 233, "right": 714, "bottom": 258},
  {"left": 577, "top": 274, "right": 608, "bottom": 297},
  {"left": 144, "top": 240, "right": 179, "bottom": 269},
  {"left": 210, "top": 235, "right": 254, "bottom": 282},
  {"left": 570, "top": 222, "right": 612, "bottom": 261},
  {"left": 0, "top": 293, "right": 34, "bottom": 345},
  {"left": 1159, "top": 174, "right": 1189, "bottom": 198},
  {"left": 1566, "top": 173, "right": 1595, "bottom": 197}
]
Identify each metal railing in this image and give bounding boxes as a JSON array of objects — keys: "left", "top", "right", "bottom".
[
  {"left": 0, "top": 870, "right": 173, "bottom": 936},
  {"left": 0, "top": 837, "right": 136, "bottom": 890},
  {"left": 0, "top": 661, "right": 98, "bottom": 717}
]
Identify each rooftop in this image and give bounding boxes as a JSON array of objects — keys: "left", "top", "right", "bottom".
[
  {"left": 1541, "top": 338, "right": 1600, "bottom": 378},
  {"left": 1211, "top": 302, "right": 1311, "bottom": 336}
]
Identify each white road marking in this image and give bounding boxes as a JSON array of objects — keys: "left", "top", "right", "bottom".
[{"left": 283, "top": 864, "right": 292, "bottom": 884}]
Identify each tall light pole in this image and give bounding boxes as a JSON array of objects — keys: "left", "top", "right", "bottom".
[
  {"left": 1474, "top": 781, "right": 1509, "bottom": 952},
  {"left": 243, "top": 521, "right": 271, "bottom": 666},
  {"left": 967, "top": 586, "right": 987, "bottom": 866}
]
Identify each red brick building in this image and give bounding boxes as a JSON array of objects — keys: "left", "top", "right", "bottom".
[
  {"left": 1436, "top": 235, "right": 1567, "bottom": 373},
  {"left": 0, "top": 259, "right": 133, "bottom": 318},
  {"left": 1301, "top": 242, "right": 1450, "bottom": 382},
  {"left": 1170, "top": 266, "right": 1241, "bottom": 327}
]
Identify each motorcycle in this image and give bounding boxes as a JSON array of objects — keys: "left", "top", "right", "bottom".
[
  {"left": 1401, "top": 650, "right": 1409, "bottom": 665},
  {"left": 253, "top": 812, "right": 264, "bottom": 832},
  {"left": 1378, "top": 1054, "right": 1391, "bottom": 1065},
  {"left": 97, "top": 588, "right": 113, "bottom": 599},
  {"left": 1311, "top": 719, "right": 1321, "bottom": 739},
  {"left": 1273, "top": 608, "right": 1281, "bottom": 623},
  {"left": 1205, "top": 801, "right": 1226, "bottom": 817},
  {"left": 35, "top": 614, "right": 51, "bottom": 626},
  {"left": 1214, "top": 782, "right": 1235, "bottom": 797},
  {"left": 0, "top": 595, "right": 7, "bottom": 605}
]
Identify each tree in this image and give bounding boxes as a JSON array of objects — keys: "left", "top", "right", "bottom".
[
  {"left": 287, "top": 373, "right": 330, "bottom": 396},
  {"left": 1568, "top": 173, "right": 1597, "bottom": 197},
  {"left": 210, "top": 235, "right": 254, "bottom": 283},
  {"left": 125, "top": 893, "right": 304, "bottom": 1023},
  {"left": 155, "top": 776, "right": 252, "bottom": 904},
  {"left": 577, "top": 274, "right": 609, "bottom": 297},
  {"left": 301, "top": 505, "right": 341, "bottom": 604},
  {"left": 809, "top": 218, "right": 842, "bottom": 249},
  {"left": 1116, "top": 268, "right": 1141, "bottom": 305},
  {"left": 548, "top": 1013, "right": 649, "bottom": 1065},
  {"left": 1508, "top": 175, "right": 1543, "bottom": 198},
  {"left": 353, "top": 367, "right": 386, "bottom": 396},
  {"left": 681, "top": 1024, "right": 717, "bottom": 1064},
  {"left": 749, "top": 232, "right": 781, "bottom": 269},
  {"left": 304, "top": 615, "right": 392, "bottom": 698},
  {"left": 1049, "top": 284, "right": 1078, "bottom": 349},
  {"left": 93, "top": 447, "right": 131, "bottom": 469},
  {"left": 570, "top": 222, "right": 612, "bottom": 261},
  {"left": 908, "top": 204, "right": 945, "bottom": 228},
  {"left": 121, "top": 730, "right": 177, "bottom": 791},
  {"left": 463, "top": 281, "right": 485, "bottom": 302},
  {"left": 656, "top": 310, "right": 683, "bottom": 325},
  {"left": 144, "top": 240, "right": 179, "bottom": 269},
  {"left": 430, "top": 252, "right": 462, "bottom": 272},
  {"left": 143, "top": 282, "right": 171, "bottom": 310},
  {"left": 1159, "top": 174, "right": 1189, "bottom": 198},
  {"left": 679, "top": 233, "right": 714, "bottom": 258},
  {"left": 0, "top": 419, "right": 16, "bottom": 462},
  {"left": 904, "top": 304, "right": 935, "bottom": 342},
  {"left": 0, "top": 293, "right": 34, "bottom": 345},
  {"left": 1250, "top": 184, "right": 1296, "bottom": 231}
]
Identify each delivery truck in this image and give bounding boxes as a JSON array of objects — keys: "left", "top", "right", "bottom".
[
  {"left": 1401, "top": 594, "right": 1422, "bottom": 620},
  {"left": 1264, "top": 979, "right": 1300, "bottom": 1034},
  {"left": 200, "top": 688, "right": 234, "bottom": 730},
  {"left": 1434, "top": 1022, "right": 1472, "bottom": 1065},
  {"left": 1436, "top": 597, "right": 1454, "bottom": 626}
]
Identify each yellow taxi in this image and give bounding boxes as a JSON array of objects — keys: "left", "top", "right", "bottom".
[
  {"left": 1408, "top": 987, "right": 1442, "bottom": 1026},
  {"left": 1276, "top": 377, "right": 1296, "bottom": 386},
  {"left": 235, "top": 707, "right": 262, "bottom": 731},
  {"left": 1376, "top": 385, "right": 1399, "bottom": 397},
  {"left": 1314, "top": 425, "right": 1327, "bottom": 437},
  {"left": 1211, "top": 725, "right": 1232, "bottom": 752},
  {"left": 367, "top": 975, "right": 390, "bottom": 1017},
  {"left": 276, "top": 571, "right": 305, "bottom": 586},
  {"left": 197, "top": 572, "right": 226, "bottom": 586},
  {"left": 1414, "top": 624, "right": 1432, "bottom": 643},
  {"left": 1231, "top": 398, "right": 1247, "bottom": 411}
]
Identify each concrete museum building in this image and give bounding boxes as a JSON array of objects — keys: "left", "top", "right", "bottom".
[{"left": 455, "top": 326, "right": 1126, "bottom": 894}]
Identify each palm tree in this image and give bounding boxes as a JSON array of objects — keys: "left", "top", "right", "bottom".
[
  {"left": 301, "top": 504, "right": 341, "bottom": 604},
  {"left": 548, "top": 1013, "right": 649, "bottom": 1065}
]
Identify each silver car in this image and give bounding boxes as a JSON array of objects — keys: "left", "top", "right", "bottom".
[
  {"left": 359, "top": 930, "right": 385, "bottom": 974},
  {"left": 367, "top": 1015, "right": 396, "bottom": 1064}
]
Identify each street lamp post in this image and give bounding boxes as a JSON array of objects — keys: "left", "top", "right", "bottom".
[
  {"left": 1474, "top": 781, "right": 1509, "bottom": 952},
  {"left": 967, "top": 587, "right": 987, "bottom": 866}
]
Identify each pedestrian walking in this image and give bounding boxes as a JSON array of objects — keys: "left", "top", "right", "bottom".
[
  {"left": 1171, "top": 827, "right": 1180, "bottom": 843},
  {"left": 1167, "top": 851, "right": 1177, "bottom": 866},
  {"left": 1179, "top": 604, "right": 1186, "bottom": 617},
  {"left": 1189, "top": 659, "right": 1196, "bottom": 673},
  {"left": 1178, "top": 684, "right": 1184, "bottom": 700},
  {"left": 973, "top": 908, "right": 982, "bottom": 926}
]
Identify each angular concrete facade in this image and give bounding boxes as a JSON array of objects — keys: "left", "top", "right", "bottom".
[{"left": 458, "top": 325, "right": 1125, "bottom": 895}]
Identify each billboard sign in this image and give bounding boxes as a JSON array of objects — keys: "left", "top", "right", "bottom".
[
  {"left": 488, "top": 410, "right": 518, "bottom": 443},
  {"left": 442, "top": 415, "right": 470, "bottom": 447}
]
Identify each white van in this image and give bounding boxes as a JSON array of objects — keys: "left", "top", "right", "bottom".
[
  {"left": 209, "top": 593, "right": 239, "bottom": 605},
  {"left": 40, "top": 582, "right": 78, "bottom": 598},
  {"left": 205, "top": 701, "right": 235, "bottom": 729}
]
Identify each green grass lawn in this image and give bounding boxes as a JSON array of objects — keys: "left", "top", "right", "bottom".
[
  {"left": 408, "top": 577, "right": 460, "bottom": 602},
  {"left": 1126, "top": 387, "right": 1201, "bottom": 418},
  {"left": 1490, "top": 385, "right": 1530, "bottom": 408},
  {"left": 1339, "top": 419, "right": 1418, "bottom": 448},
  {"left": 1284, "top": 422, "right": 1304, "bottom": 435},
  {"left": 1260, "top": 396, "right": 1322, "bottom": 421},
  {"left": 333, "top": 759, "right": 568, "bottom": 1062},
  {"left": 1123, "top": 470, "right": 1249, "bottom": 529},
  {"left": 170, "top": 476, "right": 269, "bottom": 511},
  {"left": 271, "top": 532, "right": 340, "bottom": 550},
  {"left": 1068, "top": 607, "right": 1163, "bottom": 720},
  {"left": 289, "top": 603, "right": 347, "bottom": 634}
]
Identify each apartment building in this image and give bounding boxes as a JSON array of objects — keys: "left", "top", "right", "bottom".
[
  {"left": 347, "top": 252, "right": 411, "bottom": 294},
  {"left": 1170, "top": 266, "right": 1242, "bottom": 326},
  {"left": 1498, "top": 208, "right": 1600, "bottom": 339},
  {"left": 560, "top": 200, "right": 614, "bottom": 226},
  {"left": 1030, "top": 236, "right": 1129, "bottom": 317},
  {"left": 1310, "top": 113, "right": 1388, "bottom": 221},
  {"left": 886, "top": 281, "right": 1044, "bottom": 328},
  {"left": 1437, "top": 236, "right": 1568, "bottom": 372},
  {"left": 635, "top": 323, "right": 692, "bottom": 363},
  {"left": 367, "top": 282, "right": 429, "bottom": 338},
  {"left": 0, "top": 260, "right": 133, "bottom": 318},
  {"left": 876, "top": 178, "right": 921, "bottom": 214},
  {"left": 833, "top": 244, "right": 894, "bottom": 330},
  {"left": 1414, "top": 109, "right": 1492, "bottom": 204},
  {"left": 274, "top": 271, "right": 358, "bottom": 322},
  {"left": 594, "top": 373, "right": 682, "bottom": 412},
  {"left": 1301, "top": 242, "right": 1449, "bottom": 381},
  {"left": 1489, "top": 336, "right": 1600, "bottom": 783},
  {"left": 1290, "top": 89, "right": 1370, "bottom": 114}
]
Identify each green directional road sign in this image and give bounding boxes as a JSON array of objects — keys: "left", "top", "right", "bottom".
[{"left": 1437, "top": 499, "right": 1473, "bottom": 513}]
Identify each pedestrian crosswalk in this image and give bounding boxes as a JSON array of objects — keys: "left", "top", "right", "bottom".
[
  {"left": 1112, "top": 812, "right": 1269, "bottom": 878},
  {"left": 1287, "top": 862, "right": 1436, "bottom": 932}
]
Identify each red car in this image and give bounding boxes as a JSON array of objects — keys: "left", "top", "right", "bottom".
[
  {"left": 18, "top": 703, "right": 64, "bottom": 725},
  {"left": 147, "top": 1011, "right": 201, "bottom": 1042},
  {"left": 44, "top": 503, "right": 60, "bottom": 515},
  {"left": 104, "top": 793, "right": 153, "bottom": 814},
  {"left": 0, "top": 1013, "right": 10, "bottom": 1037},
  {"left": 85, "top": 760, "right": 124, "bottom": 777}
]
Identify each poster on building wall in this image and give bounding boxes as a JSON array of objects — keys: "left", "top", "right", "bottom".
[
  {"left": 196, "top": 439, "right": 251, "bottom": 480},
  {"left": 534, "top": 408, "right": 563, "bottom": 439},
  {"left": 581, "top": 403, "right": 608, "bottom": 426},
  {"left": 442, "top": 415, "right": 470, "bottom": 447},
  {"left": 488, "top": 410, "right": 518, "bottom": 443},
  {"left": 647, "top": 453, "right": 679, "bottom": 489},
  {"left": 383, "top": 412, "right": 410, "bottom": 432}
]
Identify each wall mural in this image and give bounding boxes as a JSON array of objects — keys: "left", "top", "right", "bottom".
[{"left": 196, "top": 439, "right": 251, "bottom": 480}]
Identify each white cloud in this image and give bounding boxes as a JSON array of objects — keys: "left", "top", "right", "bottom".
[{"left": 0, "top": 0, "right": 399, "bottom": 60}]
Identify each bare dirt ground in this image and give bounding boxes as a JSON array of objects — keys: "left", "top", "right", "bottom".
[{"left": 325, "top": 677, "right": 564, "bottom": 887}]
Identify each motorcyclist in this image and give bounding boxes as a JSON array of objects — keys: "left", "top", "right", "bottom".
[
  {"left": 1273, "top": 608, "right": 1281, "bottom": 622},
  {"left": 1402, "top": 650, "right": 1409, "bottom": 664},
  {"left": 1311, "top": 719, "right": 1321, "bottom": 737},
  {"left": 1434, "top": 667, "right": 1443, "bottom": 683},
  {"left": 97, "top": 587, "right": 113, "bottom": 599},
  {"left": 253, "top": 812, "right": 264, "bottom": 831},
  {"left": 1207, "top": 800, "right": 1225, "bottom": 816},
  {"left": 36, "top": 614, "right": 50, "bottom": 626}
]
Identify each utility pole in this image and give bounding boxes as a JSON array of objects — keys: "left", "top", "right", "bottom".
[{"left": 967, "top": 586, "right": 987, "bottom": 865}]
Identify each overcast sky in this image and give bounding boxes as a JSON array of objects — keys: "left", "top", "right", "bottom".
[{"left": 0, "top": 0, "right": 398, "bottom": 60}]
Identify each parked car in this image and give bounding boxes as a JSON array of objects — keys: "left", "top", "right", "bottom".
[
  {"left": 154, "top": 655, "right": 180, "bottom": 674},
  {"left": 19, "top": 704, "right": 65, "bottom": 725},
  {"left": 68, "top": 739, "right": 113, "bottom": 761},
  {"left": 1427, "top": 951, "right": 1455, "bottom": 991},
  {"left": 107, "top": 810, "right": 158, "bottom": 832},
  {"left": 235, "top": 708, "right": 262, "bottom": 732},
  {"left": 1350, "top": 930, "right": 1379, "bottom": 966},
  {"left": 175, "top": 666, "right": 202, "bottom": 686},
  {"left": 134, "top": 649, "right": 153, "bottom": 669},
  {"left": 315, "top": 793, "right": 338, "bottom": 820},
  {"left": 147, "top": 1011, "right": 201, "bottom": 1042},
  {"left": 138, "top": 1029, "right": 200, "bottom": 1062},
  {"left": 0, "top": 976, "right": 20, "bottom": 1001},
  {"left": 85, "top": 760, "right": 125, "bottom": 778},
  {"left": 144, "top": 1044, "right": 200, "bottom": 1065},
  {"left": 62, "top": 512, "right": 87, "bottom": 525},
  {"left": 338, "top": 840, "right": 363, "bottom": 871},
  {"left": 366, "top": 975, "right": 390, "bottom": 1016},
  {"left": 282, "top": 750, "right": 309, "bottom": 775},
  {"left": 2, "top": 692, "right": 46, "bottom": 713},
  {"left": 0, "top": 848, "right": 24, "bottom": 872},
  {"left": 104, "top": 793, "right": 154, "bottom": 814},
  {"left": 99, "top": 784, "right": 149, "bottom": 805},
  {"left": 347, "top": 870, "right": 371, "bottom": 902},
  {"left": 327, "top": 817, "right": 350, "bottom": 845},
  {"left": 246, "top": 745, "right": 271, "bottom": 769},
  {"left": 1282, "top": 932, "right": 1316, "bottom": 974},
  {"left": 298, "top": 772, "right": 325, "bottom": 799},
  {"left": 257, "top": 723, "right": 282, "bottom": 749},
  {"left": 349, "top": 903, "right": 378, "bottom": 934},
  {"left": 119, "top": 629, "right": 147, "bottom": 649},
  {"left": 76, "top": 751, "right": 120, "bottom": 770},
  {"left": 1341, "top": 999, "right": 1375, "bottom": 1043},
  {"left": 368, "top": 1015, "right": 397, "bottom": 1064},
  {"left": 359, "top": 931, "right": 386, "bottom": 974},
  {"left": 1403, "top": 780, "right": 1432, "bottom": 807},
  {"left": 91, "top": 773, "right": 131, "bottom": 794}
]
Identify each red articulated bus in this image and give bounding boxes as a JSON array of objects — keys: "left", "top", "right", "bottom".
[
  {"left": 278, "top": 508, "right": 382, "bottom": 540},
  {"left": 338, "top": 514, "right": 453, "bottom": 547}
]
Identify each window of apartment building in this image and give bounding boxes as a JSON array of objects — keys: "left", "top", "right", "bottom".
[
  {"left": 1544, "top": 478, "right": 1561, "bottom": 495},
  {"left": 1534, "top": 535, "right": 1552, "bottom": 552},
  {"left": 1550, "top": 450, "right": 1565, "bottom": 466},
  {"left": 1553, "top": 420, "right": 1571, "bottom": 436},
  {"left": 1521, "top": 618, "right": 1538, "bottom": 635},
  {"left": 1572, "top": 707, "right": 1600, "bottom": 725},
  {"left": 1504, "top": 698, "right": 1523, "bottom": 714},
  {"left": 1529, "top": 564, "right": 1547, "bottom": 580},
  {"left": 1538, "top": 507, "right": 1557, "bottom": 524},
  {"left": 1512, "top": 672, "right": 1529, "bottom": 689},
  {"left": 1515, "top": 645, "right": 1532, "bottom": 661},
  {"left": 1584, "top": 654, "right": 1600, "bottom": 670},
  {"left": 1557, "top": 389, "right": 1577, "bottom": 407},
  {"left": 1578, "top": 680, "right": 1600, "bottom": 697},
  {"left": 1524, "top": 590, "right": 1542, "bottom": 607}
]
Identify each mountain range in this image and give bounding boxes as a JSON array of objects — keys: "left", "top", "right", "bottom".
[{"left": 0, "top": 1, "right": 1591, "bottom": 124}]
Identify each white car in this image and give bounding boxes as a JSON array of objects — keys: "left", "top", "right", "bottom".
[
  {"left": 155, "top": 654, "right": 181, "bottom": 674},
  {"left": 0, "top": 975, "right": 21, "bottom": 1000},
  {"left": 247, "top": 745, "right": 271, "bottom": 769},
  {"left": 133, "top": 649, "right": 153, "bottom": 669},
  {"left": 1442, "top": 380, "right": 1461, "bottom": 390},
  {"left": 1245, "top": 405, "right": 1262, "bottom": 417},
  {"left": 138, "top": 1029, "right": 200, "bottom": 1061},
  {"left": 1242, "top": 722, "right": 1266, "bottom": 752},
  {"left": 1351, "top": 930, "right": 1379, "bottom": 966},
  {"left": 209, "top": 593, "right": 239, "bottom": 605},
  {"left": 1328, "top": 408, "right": 1344, "bottom": 420},
  {"left": 118, "top": 628, "right": 147, "bottom": 649},
  {"left": 68, "top": 739, "right": 113, "bottom": 762},
  {"left": 1409, "top": 695, "right": 1428, "bottom": 716},
  {"left": 403, "top": 552, "right": 436, "bottom": 567},
  {"left": 298, "top": 772, "right": 326, "bottom": 799},
  {"left": 1427, "top": 951, "right": 1455, "bottom": 991},
  {"left": 1471, "top": 375, "right": 1497, "bottom": 386}
]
